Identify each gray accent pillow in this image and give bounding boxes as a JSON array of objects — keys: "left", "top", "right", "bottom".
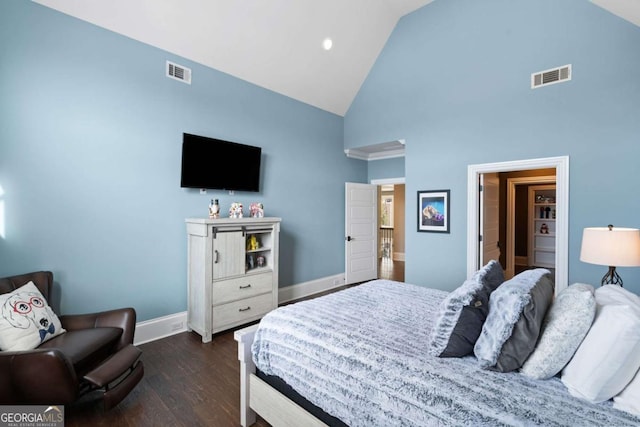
[
  {"left": 520, "top": 283, "right": 596, "bottom": 380},
  {"left": 429, "top": 260, "right": 504, "bottom": 358},
  {"left": 474, "top": 268, "right": 554, "bottom": 372}
]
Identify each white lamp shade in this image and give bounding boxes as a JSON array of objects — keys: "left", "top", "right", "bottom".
[{"left": 580, "top": 227, "right": 640, "bottom": 267}]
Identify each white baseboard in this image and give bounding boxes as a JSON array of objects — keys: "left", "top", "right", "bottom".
[
  {"left": 134, "top": 274, "right": 346, "bottom": 344},
  {"left": 278, "top": 273, "right": 346, "bottom": 304},
  {"left": 134, "top": 311, "right": 188, "bottom": 345}
]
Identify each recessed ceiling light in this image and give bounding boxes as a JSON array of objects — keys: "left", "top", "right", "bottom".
[{"left": 322, "top": 38, "right": 333, "bottom": 51}]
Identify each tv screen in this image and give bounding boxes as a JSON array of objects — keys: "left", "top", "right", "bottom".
[{"left": 181, "top": 133, "right": 261, "bottom": 192}]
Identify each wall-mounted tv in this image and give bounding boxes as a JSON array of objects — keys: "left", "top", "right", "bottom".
[{"left": 180, "top": 133, "right": 262, "bottom": 192}]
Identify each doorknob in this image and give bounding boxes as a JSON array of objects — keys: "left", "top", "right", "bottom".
[{"left": 346, "top": 236, "right": 354, "bottom": 241}]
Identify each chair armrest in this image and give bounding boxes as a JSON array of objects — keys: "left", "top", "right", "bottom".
[
  {"left": 60, "top": 307, "right": 136, "bottom": 351},
  {"left": 0, "top": 348, "right": 78, "bottom": 404}
]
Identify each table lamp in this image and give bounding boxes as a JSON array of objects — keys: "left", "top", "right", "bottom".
[{"left": 580, "top": 225, "right": 640, "bottom": 287}]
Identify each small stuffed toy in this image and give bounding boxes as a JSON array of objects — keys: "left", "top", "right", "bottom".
[
  {"left": 250, "top": 203, "right": 264, "bottom": 218},
  {"left": 247, "top": 235, "right": 259, "bottom": 251}
]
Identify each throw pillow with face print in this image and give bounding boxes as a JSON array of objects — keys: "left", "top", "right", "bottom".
[{"left": 0, "top": 281, "right": 66, "bottom": 352}]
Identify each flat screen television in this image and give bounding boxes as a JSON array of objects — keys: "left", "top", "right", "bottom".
[{"left": 180, "top": 133, "right": 262, "bottom": 192}]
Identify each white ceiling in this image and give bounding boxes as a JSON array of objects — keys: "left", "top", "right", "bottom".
[
  {"left": 33, "top": 0, "right": 433, "bottom": 117},
  {"left": 592, "top": 0, "right": 640, "bottom": 28},
  {"left": 33, "top": 0, "right": 639, "bottom": 117}
]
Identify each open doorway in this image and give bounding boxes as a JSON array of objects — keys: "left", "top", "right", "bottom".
[
  {"left": 482, "top": 173, "right": 559, "bottom": 284},
  {"left": 504, "top": 172, "right": 556, "bottom": 280},
  {"left": 373, "top": 179, "right": 405, "bottom": 282},
  {"left": 468, "top": 156, "right": 569, "bottom": 294}
]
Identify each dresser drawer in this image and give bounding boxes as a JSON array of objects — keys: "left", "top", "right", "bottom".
[
  {"left": 212, "top": 272, "right": 273, "bottom": 305},
  {"left": 212, "top": 293, "right": 273, "bottom": 328}
]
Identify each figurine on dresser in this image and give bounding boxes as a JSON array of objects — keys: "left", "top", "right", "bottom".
[
  {"left": 250, "top": 203, "right": 264, "bottom": 218},
  {"left": 208, "top": 199, "right": 220, "bottom": 219},
  {"left": 229, "top": 202, "right": 244, "bottom": 218}
]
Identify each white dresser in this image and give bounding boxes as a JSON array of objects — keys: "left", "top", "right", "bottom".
[{"left": 185, "top": 217, "right": 281, "bottom": 343}]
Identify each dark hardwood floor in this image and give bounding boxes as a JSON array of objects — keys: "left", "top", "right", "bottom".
[
  {"left": 65, "top": 258, "right": 405, "bottom": 426},
  {"left": 66, "top": 326, "right": 269, "bottom": 427}
]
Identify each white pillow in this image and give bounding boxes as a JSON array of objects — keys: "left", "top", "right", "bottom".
[
  {"left": 596, "top": 282, "right": 640, "bottom": 307},
  {"left": 0, "top": 281, "right": 66, "bottom": 351},
  {"left": 561, "top": 285, "right": 640, "bottom": 403},
  {"left": 614, "top": 368, "right": 640, "bottom": 417},
  {"left": 520, "top": 283, "right": 596, "bottom": 380}
]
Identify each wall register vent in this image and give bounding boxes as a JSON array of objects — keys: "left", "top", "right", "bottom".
[
  {"left": 166, "top": 61, "right": 191, "bottom": 84},
  {"left": 531, "top": 64, "right": 571, "bottom": 89}
]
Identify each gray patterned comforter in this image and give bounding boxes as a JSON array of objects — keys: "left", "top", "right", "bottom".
[{"left": 251, "top": 279, "right": 640, "bottom": 426}]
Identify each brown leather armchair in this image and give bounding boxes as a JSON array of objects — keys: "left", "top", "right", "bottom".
[{"left": 0, "top": 271, "right": 143, "bottom": 409}]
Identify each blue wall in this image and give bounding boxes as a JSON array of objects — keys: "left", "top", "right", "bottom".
[
  {"left": 3, "top": 0, "right": 639, "bottom": 322},
  {"left": 346, "top": 0, "right": 640, "bottom": 295},
  {"left": 0, "top": 1, "right": 367, "bottom": 320},
  {"left": 368, "top": 157, "right": 405, "bottom": 182}
]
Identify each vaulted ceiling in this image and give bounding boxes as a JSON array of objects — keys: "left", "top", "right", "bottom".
[{"left": 33, "top": 0, "right": 640, "bottom": 117}]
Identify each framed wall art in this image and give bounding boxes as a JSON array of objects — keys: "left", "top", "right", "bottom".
[{"left": 417, "top": 190, "right": 450, "bottom": 233}]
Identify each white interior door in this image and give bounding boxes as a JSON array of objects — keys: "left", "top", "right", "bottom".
[
  {"left": 345, "top": 182, "right": 378, "bottom": 284},
  {"left": 480, "top": 173, "right": 501, "bottom": 266}
]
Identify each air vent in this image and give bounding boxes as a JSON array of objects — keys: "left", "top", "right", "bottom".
[
  {"left": 531, "top": 64, "right": 571, "bottom": 89},
  {"left": 166, "top": 61, "right": 191, "bottom": 84}
]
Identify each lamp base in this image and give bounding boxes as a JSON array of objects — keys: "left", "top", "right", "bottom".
[{"left": 601, "top": 266, "right": 623, "bottom": 287}]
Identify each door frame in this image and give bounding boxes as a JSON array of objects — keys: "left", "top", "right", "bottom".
[
  {"left": 467, "top": 156, "right": 569, "bottom": 294},
  {"left": 371, "top": 178, "right": 406, "bottom": 185},
  {"left": 505, "top": 175, "right": 555, "bottom": 279}
]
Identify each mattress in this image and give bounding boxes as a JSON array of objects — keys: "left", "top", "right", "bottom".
[{"left": 251, "top": 279, "right": 640, "bottom": 427}]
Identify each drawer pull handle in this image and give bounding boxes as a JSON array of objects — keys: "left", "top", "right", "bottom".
[
  {"left": 239, "top": 284, "right": 252, "bottom": 289},
  {"left": 239, "top": 306, "right": 251, "bottom": 312},
  {"left": 214, "top": 250, "right": 219, "bottom": 264}
]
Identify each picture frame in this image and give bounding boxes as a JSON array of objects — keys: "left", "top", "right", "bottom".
[{"left": 417, "top": 190, "right": 450, "bottom": 233}]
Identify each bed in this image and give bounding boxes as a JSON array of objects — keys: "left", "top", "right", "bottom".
[{"left": 234, "top": 278, "right": 640, "bottom": 426}]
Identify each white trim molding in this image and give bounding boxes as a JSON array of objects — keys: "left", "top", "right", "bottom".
[
  {"left": 344, "top": 139, "right": 406, "bottom": 161},
  {"left": 278, "top": 274, "right": 346, "bottom": 304},
  {"left": 134, "top": 311, "right": 188, "bottom": 345},
  {"left": 370, "top": 177, "right": 406, "bottom": 185},
  {"left": 344, "top": 148, "right": 405, "bottom": 161},
  {"left": 135, "top": 274, "right": 347, "bottom": 344},
  {"left": 467, "top": 156, "right": 569, "bottom": 294}
]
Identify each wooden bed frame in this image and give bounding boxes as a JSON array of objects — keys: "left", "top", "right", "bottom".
[{"left": 235, "top": 324, "right": 328, "bottom": 427}]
